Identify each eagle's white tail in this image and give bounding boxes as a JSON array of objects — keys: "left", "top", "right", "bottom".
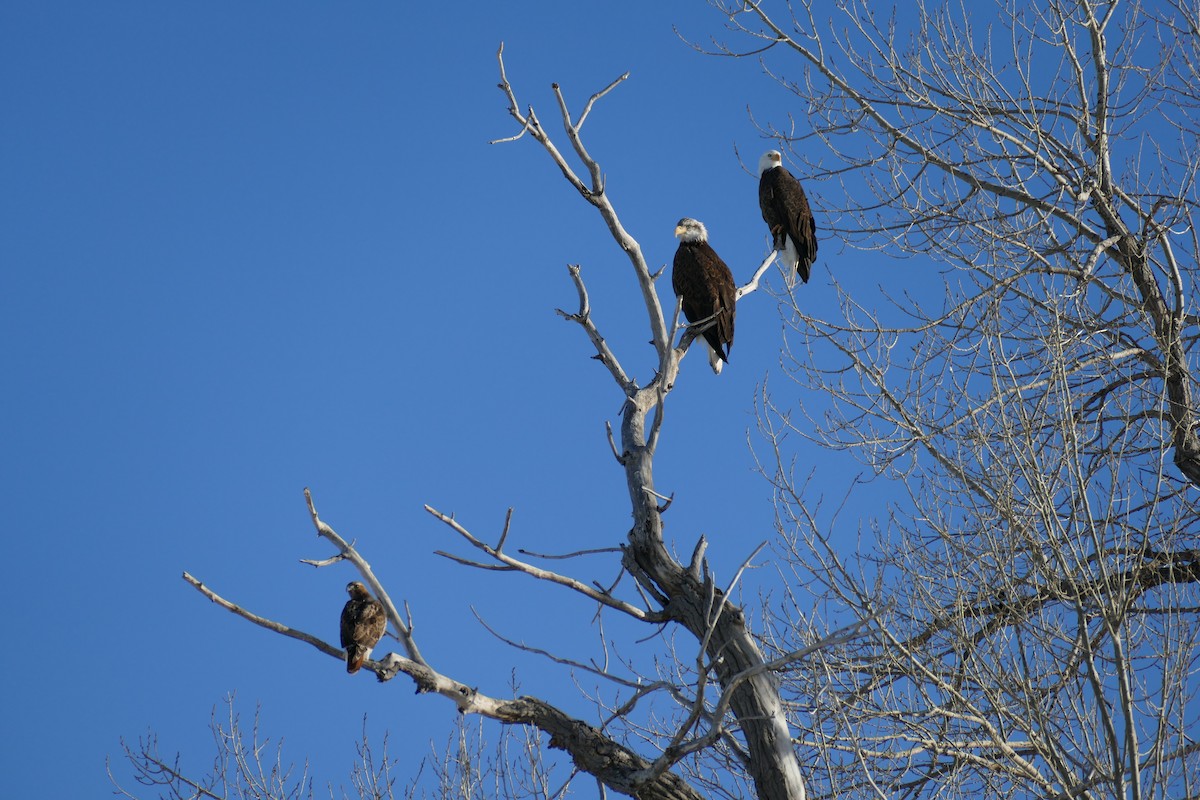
[
  {"left": 706, "top": 341, "right": 725, "bottom": 375},
  {"left": 779, "top": 237, "right": 801, "bottom": 289}
]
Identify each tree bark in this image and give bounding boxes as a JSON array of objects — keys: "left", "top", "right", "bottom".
[
  {"left": 497, "top": 697, "right": 707, "bottom": 800},
  {"left": 620, "top": 391, "right": 808, "bottom": 800}
]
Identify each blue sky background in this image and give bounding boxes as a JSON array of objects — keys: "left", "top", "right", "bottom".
[{"left": 2, "top": 3, "right": 883, "bottom": 796}]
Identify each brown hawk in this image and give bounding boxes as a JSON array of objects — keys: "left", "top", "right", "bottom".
[{"left": 339, "top": 581, "right": 386, "bottom": 674}]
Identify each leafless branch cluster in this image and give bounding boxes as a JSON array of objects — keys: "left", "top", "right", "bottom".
[
  {"left": 110, "top": 695, "right": 569, "bottom": 800},
  {"left": 693, "top": 0, "right": 1200, "bottom": 797},
  {"left": 110, "top": 698, "right": 315, "bottom": 800}
]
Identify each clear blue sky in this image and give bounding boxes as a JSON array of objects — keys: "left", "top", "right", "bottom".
[{"left": 1, "top": 3, "right": 876, "bottom": 795}]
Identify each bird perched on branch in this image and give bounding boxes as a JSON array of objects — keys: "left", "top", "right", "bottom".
[
  {"left": 340, "top": 581, "right": 386, "bottom": 674},
  {"left": 758, "top": 150, "right": 818, "bottom": 286},
  {"left": 672, "top": 217, "right": 736, "bottom": 375}
]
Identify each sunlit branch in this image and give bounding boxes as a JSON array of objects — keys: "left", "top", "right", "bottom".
[
  {"left": 556, "top": 264, "right": 634, "bottom": 393},
  {"left": 492, "top": 44, "right": 672, "bottom": 368},
  {"left": 735, "top": 250, "right": 779, "bottom": 300},
  {"left": 426, "top": 504, "right": 664, "bottom": 623}
]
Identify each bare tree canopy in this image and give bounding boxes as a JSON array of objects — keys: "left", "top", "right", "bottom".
[{"left": 690, "top": 0, "right": 1200, "bottom": 797}]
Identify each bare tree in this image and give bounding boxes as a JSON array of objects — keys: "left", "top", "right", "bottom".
[
  {"left": 692, "top": 0, "right": 1200, "bottom": 797},
  {"left": 111, "top": 695, "right": 562, "bottom": 800},
  {"left": 149, "top": 44, "right": 861, "bottom": 800},
  {"left": 111, "top": 698, "right": 316, "bottom": 800}
]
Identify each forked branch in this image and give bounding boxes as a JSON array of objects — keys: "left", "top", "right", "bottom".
[
  {"left": 426, "top": 504, "right": 665, "bottom": 623},
  {"left": 556, "top": 264, "right": 634, "bottom": 392}
]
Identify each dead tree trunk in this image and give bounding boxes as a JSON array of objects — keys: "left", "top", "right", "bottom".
[{"left": 618, "top": 392, "right": 808, "bottom": 800}]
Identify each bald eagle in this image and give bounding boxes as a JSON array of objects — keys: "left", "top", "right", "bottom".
[
  {"left": 340, "top": 581, "right": 386, "bottom": 674},
  {"left": 673, "top": 218, "right": 736, "bottom": 375},
  {"left": 758, "top": 150, "right": 817, "bottom": 286}
]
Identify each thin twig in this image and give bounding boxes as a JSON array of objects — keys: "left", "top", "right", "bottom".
[{"left": 518, "top": 545, "right": 623, "bottom": 560}]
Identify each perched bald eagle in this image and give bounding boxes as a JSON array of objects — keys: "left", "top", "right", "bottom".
[
  {"left": 758, "top": 150, "right": 817, "bottom": 286},
  {"left": 340, "top": 581, "right": 386, "bottom": 674},
  {"left": 673, "top": 218, "right": 736, "bottom": 375}
]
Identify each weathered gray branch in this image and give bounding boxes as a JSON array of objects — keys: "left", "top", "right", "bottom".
[
  {"left": 426, "top": 503, "right": 663, "bottom": 623},
  {"left": 556, "top": 264, "right": 634, "bottom": 392}
]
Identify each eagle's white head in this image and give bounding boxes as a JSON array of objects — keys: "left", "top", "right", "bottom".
[
  {"left": 674, "top": 217, "right": 708, "bottom": 243},
  {"left": 758, "top": 150, "right": 783, "bottom": 177}
]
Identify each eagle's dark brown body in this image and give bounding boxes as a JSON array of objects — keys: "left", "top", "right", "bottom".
[
  {"left": 758, "top": 153, "right": 818, "bottom": 284},
  {"left": 672, "top": 218, "right": 736, "bottom": 373},
  {"left": 340, "top": 581, "right": 386, "bottom": 674}
]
